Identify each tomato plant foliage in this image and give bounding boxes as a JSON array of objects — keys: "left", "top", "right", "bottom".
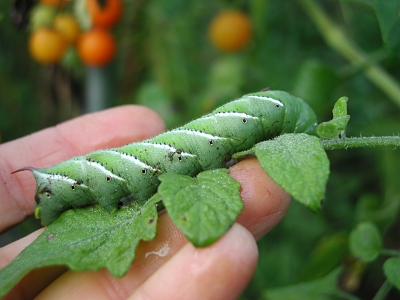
[{"left": 1, "top": 0, "right": 400, "bottom": 299}]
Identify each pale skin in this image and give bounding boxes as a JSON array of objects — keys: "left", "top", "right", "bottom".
[{"left": 0, "top": 105, "right": 291, "bottom": 299}]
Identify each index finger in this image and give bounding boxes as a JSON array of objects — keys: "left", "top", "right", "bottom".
[{"left": 0, "top": 105, "right": 165, "bottom": 231}]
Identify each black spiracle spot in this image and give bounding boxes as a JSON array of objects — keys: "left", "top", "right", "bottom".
[
  {"left": 242, "top": 118, "right": 247, "bottom": 124},
  {"left": 209, "top": 139, "right": 215, "bottom": 146},
  {"left": 141, "top": 168, "right": 147, "bottom": 175},
  {"left": 275, "top": 104, "right": 281, "bottom": 109},
  {"left": 70, "top": 184, "right": 76, "bottom": 191},
  {"left": 178, "top": 155, "right": 183, "bottom": 162},
  {"left": 106, "top": 176, "right": 112, "bottom": 182}
]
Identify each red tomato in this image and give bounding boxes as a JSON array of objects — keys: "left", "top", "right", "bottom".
[
  {"left": 86, "top": 0, "right": 122, "bottom": 28},
  {"left": 77, "top": 28, "right": 116, "bottom": 66}
]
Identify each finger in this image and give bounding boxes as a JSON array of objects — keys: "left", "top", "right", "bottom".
[
  {"left": 26, "top": 158, "right": 290, "bottom": 299},
  {"left": 0, "top": 105, "right": 165, "bottom": 230},
  {"left": 28, "top": 214, "right": 188, "bottom": 299},
  {"left": 230, "top": 157, "right": 291, "bottom": 240},
  {"left": 33, "top": 224, "right": 257, "bottom": 300},
  {"left": 130, "top": 224, "right": 258, "bottom": 300}
]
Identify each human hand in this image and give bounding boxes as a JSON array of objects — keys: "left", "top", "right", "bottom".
[{"left": 0, "top": 105, "right": 291, "bottom": 299}]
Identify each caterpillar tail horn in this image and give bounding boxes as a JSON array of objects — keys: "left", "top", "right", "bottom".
[{"left": 11, "top": 166, "right": 37, "bottom": 174}]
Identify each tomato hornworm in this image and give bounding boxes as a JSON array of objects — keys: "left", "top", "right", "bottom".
[{"left": 14, "top": 90, "right": 318, "bottom": 225}]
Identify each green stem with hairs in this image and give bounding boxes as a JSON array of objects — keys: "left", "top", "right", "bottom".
[
  {"left": 381, "top": 249, "right": 400, "bottom": 257},
  {"left": 322, "top": 136, "right": 400, "bottom": 150}
]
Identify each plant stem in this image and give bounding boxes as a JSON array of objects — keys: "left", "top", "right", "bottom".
[
  {"left": 381, "top": 249, "right": 400, "bottom": 257},
  {"left": 298, "top": 0, "right": 400, "bottom": 108},
  {"left": 322, "top": 136, "right": 400, "bottom": 150},
  {"left": 85, "top": 66, "right": 110, "bottom": 113},
  {"left": 372, "top": 279, "right": 392, "bottom": 300}
]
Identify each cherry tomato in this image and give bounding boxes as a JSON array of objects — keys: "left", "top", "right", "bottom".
[
  {"left": 209, "top": 11, "right": 252, "bottom": 52},
  {"left": 77, "top": 28, "right": 116, "bottom": 66},
  {"left": 86, "top": 0, "right": 122, "bottom": 28},
  {"left": 53, "top": 14, "right": 81, "bottom": 44},
  {"left": 39, "top": 0, "right": 69, "bottom": 8},
  {"left": 30, "top": 4, "right": 55, "bottom": 30},
  {"left": 29, "top": 28, "right": 68, "bottom": 64}
]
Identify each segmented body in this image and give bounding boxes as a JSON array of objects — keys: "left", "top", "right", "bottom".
[{"left": 26, "top": 90, "right": 317, "bottom": 225}]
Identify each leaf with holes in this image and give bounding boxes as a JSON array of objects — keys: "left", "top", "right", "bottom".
[
  {"left": 158, "top": 169, "right": 243, "bottom": 247},
  {"left": 0, "top": 195, "right": 160, "bottom": 297}
]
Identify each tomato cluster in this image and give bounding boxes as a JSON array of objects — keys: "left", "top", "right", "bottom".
[{"left": 29, "top": 0, "right": 122, "bottom": 66}]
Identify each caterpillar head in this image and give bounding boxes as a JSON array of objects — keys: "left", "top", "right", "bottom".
[
  {"left": 13, "top": 167, "right": 92, "bottom": 226},
  {"left": 255, "top": 90, "right": 318, "bottom": 135}
]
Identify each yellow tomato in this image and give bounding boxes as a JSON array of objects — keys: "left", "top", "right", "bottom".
[
  {"left": 29, "top": 28, "right": 68, "bottom": 64},
  {"left": 209, "top": 11, "right": 252, "bottom": 52},
  {"left": 53, "top": 14, "right": 81, "bottom": 44}
]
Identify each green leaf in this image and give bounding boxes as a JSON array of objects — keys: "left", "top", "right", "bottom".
[
  {"left": 383, "top": 257, "right": 400, "bottom": 291},
  {"left": 316, "top": 116, "right": 350, "bottom": 139},
  {"left": 158, "top": 169, "right": 243, "bottom": 247},
  {"left": 254, "top": 133, "right": 329, "bottom": 212},
  {"left": 263, "top": 267, "right": 343, "bottom": 300},
  {"left": 349, "top": 222, "right": 382, "bottom": 263},
  {"left": 317, "top": 96, "right": 350, "bottom": 139},
  {"left": 300, "top": 232, "right": 348, "bottom": 281},
  {"left": 332, "top": 96, "right": 349, "bottom": 119},
  {"left": 231, "top": 147, "right": 256, "bottom": 161},
  {"left": 372, "top": 0, "right": 400, "bottom": 59},
  {"left": 0, "top": 197, "right": 160, "bottom": 297}
]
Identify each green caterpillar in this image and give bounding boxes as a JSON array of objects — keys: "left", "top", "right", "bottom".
[{"left": 15, "top": 90, "right": 317, "bottom": 226}]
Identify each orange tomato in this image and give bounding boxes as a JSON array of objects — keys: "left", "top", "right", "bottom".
[
  {"left": 53, "top": 14, "right": 81, "bottom": 44},
  {"left": 77, "top": 28, "right": 116, "bottom": 66},
  {"left": 29, "top": 28, "right": 68, "bottom": 64},
  {"left": 39, "top": 0, "right": 69, "bottom": 8},
  {"left": 86, "top": 0, "right": 122, "bottom": 28},
  {"left": 209, "top": 11, "right": 252, "bottom": 52}
]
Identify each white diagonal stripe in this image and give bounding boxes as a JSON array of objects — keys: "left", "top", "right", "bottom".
[
  {"left": 214, "top": 112, "right": 259, "bottom": 119},
  {"left": 118, "top": 152, "right": 158, "bottom": 171},
  {"left": 170, "top": 129, "right": 227, "bottom": 140},
  {"left": 247, "top": 95, "right": 284, "bottom": 107},
  {"left": 136, "top": 142, "right": 196, "bottom": 157},
  {"left": 84, "top": 161, "right": 125, "bottom": 180}
]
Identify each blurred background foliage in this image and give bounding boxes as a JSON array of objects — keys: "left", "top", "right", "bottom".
[{"left": 1, "top": 0, "right": 400, "bottom": 298}]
